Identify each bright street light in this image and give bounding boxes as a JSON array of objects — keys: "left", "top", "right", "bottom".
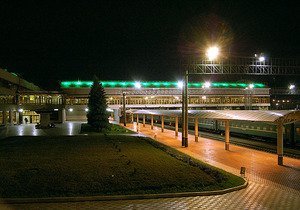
[
  {"left": 289, "top": 84, "right": 295, "bottom": 90},
  {"left": 134, "top": 82, "right": 141, "bottom": 88},
  {"left": 207, "top": 46, "right": 219, "bottom": 60},
  {"left": 259, "top": 56, "right": 265, "bottom": 62},
  {"left": 204, "top": 82, "right": 211, "bottom": 88},
  {"left": 249, "top": 84, "right": 254, "bottom": 89},
  {"left": 177, "top": 81, "right": 183, "bottom": 88}
]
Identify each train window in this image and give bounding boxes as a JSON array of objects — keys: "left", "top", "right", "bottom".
[
  {"left": 270, "top": 126, "right": 273, "bottom": 131},
  {"left": 296, "top": 128, "right": 300, "bottom": 135},
  {"left": 257, "top": 125, "right": 260, "bottom": 130},
  {"left": 263, "top": 126, "right": 266, "bottom": 130},
  {"left": 251, "top": 125, "right": 254, "bottom": 129}
]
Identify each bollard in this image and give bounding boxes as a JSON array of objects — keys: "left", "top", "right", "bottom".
[{"left": 240, "top": 167, "right": 246, "bottom": 178}]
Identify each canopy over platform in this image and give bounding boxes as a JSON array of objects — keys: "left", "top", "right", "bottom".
[
  {"left": 131, "top": 110, "right": 300, "bottom": 124},
  {"left": 130, "top": 109, "right": 299, "bottom": 165}
]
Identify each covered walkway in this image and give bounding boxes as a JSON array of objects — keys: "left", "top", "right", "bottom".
[{"left": 131, "top": 109, "right": 300, "bottom": 165}]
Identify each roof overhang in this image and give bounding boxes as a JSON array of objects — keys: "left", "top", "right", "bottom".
[{"left": 131, "top": 110, "right": 300, "bottom": 124}]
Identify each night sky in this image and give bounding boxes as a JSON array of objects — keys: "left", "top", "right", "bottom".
[{"left": 0, "top": 0, "right": 299, "bottom": 90}]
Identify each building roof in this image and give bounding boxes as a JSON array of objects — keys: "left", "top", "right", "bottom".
[
  {"left": 60, "top": 80, "right": 266, "bottom": 89},
  {"left": 131, "top": 109, "right": 300, "bottom": 124}
]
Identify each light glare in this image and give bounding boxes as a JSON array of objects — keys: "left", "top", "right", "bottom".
[
  {"left": 134, "top": 82, "right": 141, "bottom": 88},
  {"left": 207, "top": 46, "right": 219, "bottom": 60},
  {"left": 259, "top": 56, "right": 265, "bottom": 62},
  {"left": 177, "top": 81, "right": 183, "bottom": 88},
  {"left": 289, "top": 84, "right": 295, "bottom": 90},
  {"left": 204, "top": 82, "right": 211, "bottom": 88}
]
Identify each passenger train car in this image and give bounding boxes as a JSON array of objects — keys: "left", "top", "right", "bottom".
[{"left": 143, "top": 115, "right": 300, "bottom": 147}]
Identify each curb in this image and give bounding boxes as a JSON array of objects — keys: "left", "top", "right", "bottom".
[{"left": 1, "top": 179, "right": 247, "bottom": 204}]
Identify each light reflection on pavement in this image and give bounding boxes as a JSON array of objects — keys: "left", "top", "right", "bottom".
[{"left": 0, "top": 122, "right": 83, "bottom": 139}]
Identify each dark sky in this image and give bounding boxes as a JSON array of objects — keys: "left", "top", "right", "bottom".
[{"left": 0, "top": 0, "right": 299, "bottom": 90}]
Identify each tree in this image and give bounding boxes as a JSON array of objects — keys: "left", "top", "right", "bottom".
[{"left": 87, "top": 75, "right": 109, "bottom": 131}]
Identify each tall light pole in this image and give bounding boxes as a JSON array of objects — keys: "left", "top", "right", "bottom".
[
  {"left": 182, "top": 46, "right": 219, "bottom": 147},
  {"left": 123, "top": 92, "right": 126, "bottom": 126},
  {"left": 181, "top": 65, "right": 189, "bottom": 147},
  {"left": 184, "top": 68, "right": 188, "bottom": 147}
]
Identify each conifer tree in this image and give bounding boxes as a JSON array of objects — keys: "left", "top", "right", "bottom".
[{"left": 87, "top": 75, "right": 109, "bottom": 131}]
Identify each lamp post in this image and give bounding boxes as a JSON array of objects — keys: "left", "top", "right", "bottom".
[
  {"left": 181, "top": 64, "right": 189, "bottom": 147},
  {"left": 182, "top": 46, "right": 219, "bottom": 147},
  {"left": 123, "top": 92, "right": 126, "bottom": 126}
]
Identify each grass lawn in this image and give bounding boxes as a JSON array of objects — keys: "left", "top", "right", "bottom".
[
  {"left": 80, "top": 123, "right": 136, "bottom": 134},
  {"left": 0, "top": 135, "right": 244, "bottom": 198}
]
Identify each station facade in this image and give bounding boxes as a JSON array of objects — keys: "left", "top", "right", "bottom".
[{"left": 1, "top": 67, "right": 270, "bottom": 125}]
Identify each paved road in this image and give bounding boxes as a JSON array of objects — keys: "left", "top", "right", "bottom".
[{"left": 0, "top": 122, "right": 83, "bottom": 139}]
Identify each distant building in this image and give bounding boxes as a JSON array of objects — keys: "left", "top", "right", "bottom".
[{"left": 0, "top": 68, "right": 271, "bottom": 125}]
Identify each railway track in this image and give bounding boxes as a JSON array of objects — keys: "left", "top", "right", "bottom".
[{"left": 149, "top": 123, "right": 300, "bottom": 160}]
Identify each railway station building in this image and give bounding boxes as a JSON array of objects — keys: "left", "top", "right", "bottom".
[
  {"left": 1, "top": 67, "right": 300, "bottom": 165},
  {"left": 1, "top": 66, "right": 271, "bottom": 124}
]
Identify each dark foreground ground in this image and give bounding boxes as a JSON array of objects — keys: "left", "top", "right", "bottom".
[{"left": 0, "top": 135, "right": 244, "bottom": 198}]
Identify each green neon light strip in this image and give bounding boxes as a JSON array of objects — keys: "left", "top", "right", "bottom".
[{"left": 60, "top": 81, "right": 266, "bottom": 88}]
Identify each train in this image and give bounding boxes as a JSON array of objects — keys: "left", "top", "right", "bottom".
[{"left": 139, "top": 115, "right": 300, "bottom": 147}]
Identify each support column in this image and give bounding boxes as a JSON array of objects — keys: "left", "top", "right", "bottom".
[
  {"left": 136, "top": 114, "right": 139, "bottom": 124},
  {"left": 16, "top": 111, "right": 19, "bottom": 124},
  {"left": 151, "top": 115, "right": 153, "bottom": 129},
  {"left": 3, "top": 110, "right": 7, "bottom": 125},
  {"left": 131, "top": 113, "right": 134, "bottom": 123},
  {"left": 182, "top": 78, "right": 185, "bottom": 146},
  {"left": 111, "top": 112, "right": 114, "bottom": 121},
  {"left": 175, "top": 116, "right": 178, "bottom": 136},
  {"left": 143, "top": 114, "right": 145, "bottom": 127},
  {"left": 195, "top": 118, "right": 198, "bottom": 142},
  {"left": 225, "top": 120, "right": 230, "bottom": 150},
  {"left": 161, "top": 116, "right": 164, "bottom": 132},
  {"left": 277, "top": 119, "right": 283, "bottom": 165},
  {"left": 9, "top": 110, "right": 13, "bottom": 124}
]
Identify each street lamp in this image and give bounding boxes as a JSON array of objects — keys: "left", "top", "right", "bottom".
[
  {"left": 289, "top": 84, "right": 295, "bottom": 90},
  {"left": 204, "top": 82, "right": 211, "bottom": 88},
  {"left": 182, "top": 47, "right": 220, "bottom": 147},
  {"left": 207, "top": 46, "right": 219, "bottom": 61},
  {"left": 177, "top": 81, "right": 183, "bottom": 88},
  {"left": 123, "top": 92, "right": 126, "bottom": 126},
  {"left": 134, "top": 81, "right": 141, "bottom": 89}
]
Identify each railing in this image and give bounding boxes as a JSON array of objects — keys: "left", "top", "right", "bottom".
[{"left": 183, "top": 57, "right": 300, "bottom": 75}]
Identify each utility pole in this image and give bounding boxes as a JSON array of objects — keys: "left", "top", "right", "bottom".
[
  {"left": 184, "top": 68, "right": 188, "bottom": 147},
  {"left": 182, "top": 67, "right": 189, "bottom": 147},
  {"left": 123, "top": 92, "right": 126, "bottom": 126}
]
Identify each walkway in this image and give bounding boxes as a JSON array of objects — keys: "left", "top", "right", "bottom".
[{"left": 1, "top": 122, "right": 300, "bottom": 209}]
